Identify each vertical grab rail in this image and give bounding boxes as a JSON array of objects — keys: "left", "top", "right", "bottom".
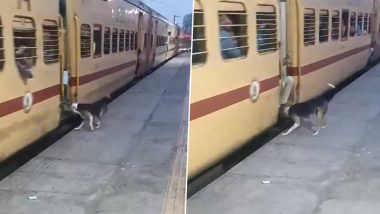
[
  {"left": 279, "top": 0, "right": 294, "bottom": 106},
  {"left": 73, "top": 15, "right": 79, "bottom": 102},
  {"left": 59, "top": 15, "right": 65, "bottom": 103}
]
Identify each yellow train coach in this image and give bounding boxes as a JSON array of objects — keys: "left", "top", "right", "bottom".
[
  {"left": 189, "top": 0, "right": 379, "bottom": 179},
  {"left": 0, "top": 0, "right": 180, "bottom": 163}
]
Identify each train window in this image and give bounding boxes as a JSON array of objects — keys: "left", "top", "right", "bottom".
[
  {"left": 193, "top": 3, "right": 207, "bottom": 65},
  {"left": 341, "top": 9, "right": 349, "bottom": 41},
  {"left": 369, "top": 14, "right": 373, "bottom": 34},
  {"left": 332, "top": 10, "right": 340, "bottom": 40},
  {"left": 112, "top": 28, "right": 118, "bottom": 53},
  {"left": 13, "top": 16, "right": 37, "bottom": 66},
  {"left": 144, "top": 33, "right": 147, "bottom": 48},
  {"left": 131, "top": 31, "right": 135, "bottom": 50},
  {"left": 119, "top": 29, "right": 125, "bottom": 52},
  {"left": 364, "top": 13, "right": 368, "bottom": 34},
  {"left": 304, "top": 8, "right": 316, "bottom": 46},
  {"left": 125, "top": 30, "right": 130, "bottom": 51},
  {"left": 42, "top": 20, "right": 59, "bottom": 64},
  {"left": 350, "top": 12, "right": 356, "bottom": 37},
  {"left": 80, "top": 24, "right": 91, "bottom": 58},
  {"left": 218, "top": 2, "right": 248, "bottom": 60},
  {"left": 256, "top": 5, "right": 278, "bottom": 54},
  {"left": 42, "top": 21, "right": 60, "bottom": 64},
  {"left": 0, "top": 17, "right": 3, "bottom": 70},
  {"left": 104, "top": 27, "right": 110, "bottom": 54},
  {"left": 358, "top": 13, "right": 363, "bottom": 36},
  {"left": 93, "top": 24, "right": 102, "bottom": 58},
  {"left": 135, "top": 32, "right": 138, "bottom": 50},
  {"left": 319, "top": 10, "right": 329, "bottom": 43}
]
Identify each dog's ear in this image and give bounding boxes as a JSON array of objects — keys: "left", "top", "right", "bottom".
[{"left": 71, "top": 102, "right": 78, "bottom": 109}]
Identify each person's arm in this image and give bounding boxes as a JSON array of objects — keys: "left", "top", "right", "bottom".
[{"left": 220, "top": 30, "right": 241, "bottom": 59}]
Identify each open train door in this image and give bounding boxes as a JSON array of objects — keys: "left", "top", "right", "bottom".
[
  {"left": 151, "top": 20, "right": 159, "bottom": 66},
  {"left": 135, "top": 11, "right": 152, "bottom": 76},
  {"left": 135, "top": 12, "right": 144, "bottom": 76},
  {"left": 145, "top": 11, "right": 155, "bottom": 71}
]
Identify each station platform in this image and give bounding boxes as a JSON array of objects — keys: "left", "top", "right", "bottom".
[
  {"left": 188, "top": 63, "right": 380, "bottom": 214},
  {"left": 0, "top": 53, "right": 189, "bottom": 214}
]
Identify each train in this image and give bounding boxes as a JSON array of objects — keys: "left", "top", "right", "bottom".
[
  {"left": 0, "top": 0, "right": 181, "bottom": 163},
  {"left": 189, "top": 0, "right": 380, "bottom": 179}
]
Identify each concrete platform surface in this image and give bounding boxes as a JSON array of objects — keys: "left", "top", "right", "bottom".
[
  {"left": 0, "top": 53, "right": 190, "bottom": 214},
  {"left": 188, "top": 64, "right": 380, "bottom": 214}
]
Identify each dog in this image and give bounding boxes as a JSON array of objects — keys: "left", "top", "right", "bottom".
[
  {"left": 71, "top": 97, "right": 110, "bottom": 131},
  {"left": 282, "top": 83, "right": 336, "bottom": 137}
]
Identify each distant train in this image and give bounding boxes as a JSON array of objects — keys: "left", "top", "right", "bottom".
[
  {"left": 189, "top": 0, "right": 380, "bottom": 179},
  {"left": 0, "top": 0, "right": 181, "bottom": 162}
]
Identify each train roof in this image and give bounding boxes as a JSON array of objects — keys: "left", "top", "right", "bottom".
[{"left": 137, "top": 1, "right": 176, "bottom": 26}]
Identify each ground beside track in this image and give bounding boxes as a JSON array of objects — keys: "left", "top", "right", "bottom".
[
  {"left": 0, "top": 53, "right": 190, "bottom": 214},
  {"left": 188, "top": 63, "right": 380, "bottom": 214}
]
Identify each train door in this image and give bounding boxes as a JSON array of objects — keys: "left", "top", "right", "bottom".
[
  {"left": 152, "top": 20, "right": 158, "bottom": 65},
  {"left": 145, "top": 13, "right": 155, "bottom": 71},
  {"left": 135, "top": 11, "right": 151, "bottom": 76},
  {"left": 135, "top": 12, "right": 144, "bottom": 76}
]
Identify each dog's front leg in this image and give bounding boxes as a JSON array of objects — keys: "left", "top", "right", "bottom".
[{"left": 282, "top": 123, "right": 301, "bottom": 136}]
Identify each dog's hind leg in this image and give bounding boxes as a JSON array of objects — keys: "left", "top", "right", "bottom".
[
  {"left": 94, "top": 117, "right": 101, "bottom": 129},
  {"left": 88, "top": 115, "right": 95, "bottom": 131},
  {"left": 313, "top": 107, "right": 326, "bottom": 136},
  {"left": 83, "top": 111, "right": 95, "bottom": 131},
  {"left": 282, "top": 115, "right": 301, "bottom": 136},
  {"left": 321, "top": 116, "right": 327, "bottom": 129},
  {"left": 75, "top": 121, "right": 84, "bottom": 130}
]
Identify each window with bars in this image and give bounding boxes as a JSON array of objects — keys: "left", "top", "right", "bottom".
[
  {"left": 341, "top": 9, "right": 349, "bottom": 40},
  {"left": 256, "top": 5, "right": 277, "bottom": 54},
  {"left": 131, "top": 31, "right": 135, "bottom": 50},
  {"left": 119, "top": 29, "right": 124, "bottom": 52},
  {"left": 319, "top": 10, "right": 329, "bottom": 43},
  {"left": 125, "top": 30, "right": 130, "bottom": 51},
  {"left": 358, "top": 13, "right": 363, "bottom": 36},
  {"left": 80, "top": 24, "right": 91, "bottom": 58},
  {"left": 369, "top": 14, "right": 373, "bottom": 33},
  {"left": 364, "top": 13, "right": 368, "bottom": 34},
  {"left": 135, "top": 32, "right": 138, "bottom": 50},
  {"left": 112, "top": 28, "right": 118, "bottom": 53},
  {"left": 304, "top": 8, "right": 316, "bottom": 46},
  {"left": 193, "top": 8, "right": 207, "bottom": 64},
  {"left": 104, "top": 27, "right": 110, "bottom": 54},
  {"left": 219, "top": 2, "right": 248, "bottom": 60},
  {"left": 13, "top": 16, "right": 37, "bottom": 70},
  {"left": 42, "top": 20, "right": 59, "bottom": 64},
  {"left": 0, "top": 17, "right": 3, "bottom": 70},
  {"left": 93, "top": 24, "right": 102, "bottom": 58},
  {"left": 350, "top": 12, "right": 356, "bottom": 37},
  {"left": 332, "top": 10, "right": 340, "bottom": 40}
]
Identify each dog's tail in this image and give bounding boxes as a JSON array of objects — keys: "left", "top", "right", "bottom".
[{"left": 324, "top": 83, "right": 337, "bottom": 102}]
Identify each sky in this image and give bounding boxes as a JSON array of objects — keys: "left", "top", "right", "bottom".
[{"left": 141, "top": 0, "right": 193, "bottom": 26}]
